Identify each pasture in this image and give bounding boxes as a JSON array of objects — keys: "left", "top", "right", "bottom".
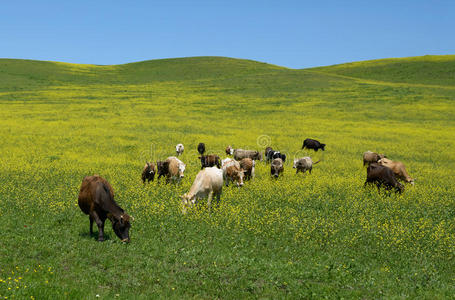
[{"left": 0, "top": 55, "right": 454, "bottom": 298}]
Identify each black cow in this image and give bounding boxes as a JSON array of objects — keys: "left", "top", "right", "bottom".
[
  {"left": 198, "top": 143, "right": 206, "bottom": 155},
  {"left": 156, "top": 160, "right": 170, "bottom": 182},
  {"left": 267, "top": 150, "right": 286, "bottom": 163},
  {"left": 364, "top": 163, "right": 403, "bottom": 193},
  {"left": 302, "top": 138, "right": 326, "bottom": 151},
  {"left": 141, "top": 162, "right": 156, "bottom": 184}
]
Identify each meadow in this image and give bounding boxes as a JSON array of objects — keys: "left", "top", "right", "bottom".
[{"left": 0, "top": 55, "right": 454, "bottom": 299}]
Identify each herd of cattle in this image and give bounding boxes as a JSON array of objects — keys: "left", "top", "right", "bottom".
[{"left": 78, "top": 138, "right": 415, "bottom": 242}]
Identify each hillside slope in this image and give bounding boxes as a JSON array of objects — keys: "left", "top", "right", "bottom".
[{"left": 310, "top": 55, "right": 455, "bottom": 87}]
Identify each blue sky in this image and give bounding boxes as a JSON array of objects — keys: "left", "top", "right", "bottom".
[{"left": 1, "top": 1, "right": 454, "bottom": 68}]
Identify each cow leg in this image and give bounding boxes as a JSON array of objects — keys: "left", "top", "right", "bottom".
[
  {"left": 89, "top": 211, "right": 105, "bottom": 241},
  {"left": 89, "top": 216, "right": 94, "bottom": 236},
  {"left": 207, "top": 191, "right": 213, "bottom": 212},
  {"left": 215, "top": 191, "right": 221, "bottom": 208},
  {"left": 309, "top": 167, "right": 312, "bottom": 174}
]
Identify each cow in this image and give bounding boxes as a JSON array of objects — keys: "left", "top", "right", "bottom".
[
  {"left": 233, "top": 149, "right": 262, "bottom": 161},
  {"left": 180, "top": 167, "right": 223, "bottom": 214},
  {"left": 198, "top": 143, "right": 206, "bottom": 155},
  {"left": 225, "top": 145, "right": 234, "bottom": 155},
  {"left": 364, "top": 163, "right": 404, "bottom": 193},
  {"left": 293, "top": 157, "right": 320, "bottom": 174},
  {"left": 199, "top": 154, "right": 221, "bottom": 169},
  {"left": 265, "top": 147, "right": 273, "bottom": 163},
  {"left": 78, "top": 175, "right": 132, "bottom": 242},
  {"left": 363, "top": 151, "right": 386, "bottom": 166},
  {"left": 222, "top": 158, "right": 244, "bottom": 187},
  {"left": 302, "top": 138, "right": 326, "bottom": 151},
  {"left": 165, "top": 156, "right": 186, "bottom": 184},
  {"left": 141, "top": 162, "right": 156, "bottom": 184},
  {"left": 240, "top": 158, "right": 255, "bottom": 180},
  {"left": 156, "top": 160, "right": 169, "bottom": 182},
  {"left": 378, "top": 158, "right": 414, "bottom": 185},
  {"left": 268, "top": 150, "right": 286, "bottom": 163},
  {"left": 271, "top": 158, "right": 284, "bottom": 178},
  {"left": 176, "top": 143, "right": 184, "bottom": 156}
]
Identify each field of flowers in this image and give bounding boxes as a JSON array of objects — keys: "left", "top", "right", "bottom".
[{"left": 0, "top": 56, "right": 454, "bottom": 298}]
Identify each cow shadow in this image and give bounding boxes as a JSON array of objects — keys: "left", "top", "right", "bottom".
[{"left": 79, "top": 231, "right": 112, "bottom": 241}]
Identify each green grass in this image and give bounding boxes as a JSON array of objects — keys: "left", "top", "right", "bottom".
[{"left": 0, "top": 55, "right": 455, "bottom": 299}]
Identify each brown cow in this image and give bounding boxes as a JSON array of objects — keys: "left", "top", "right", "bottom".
[
  {"left": 364, "top": 163, "right": 404, "bottom": 193},
  {"left": 199, "top": 154, "right": 221, "bottom": 169},
  {"left": 222, "top": 158, "right": 244, "bottom": 187},
  {"left": 141, "top": 162, "right": 156, "bottom": 184},
  {"left": 271, "top": 158, "right": 284, "bottom": 178},
  {"left": 165, "top": 156, "right": 186, "bottom": 184},
  {"left": 240, "top": 158, "right": 255, "bottom": 180},
  {"left": 78, "top": 175, "right": 132, "bottom": 242},
  {"left": 363, "top": 151, "right": 386, "bottom": 166},
  {"left": 378, "top": 158, "right": 414, "bottom": 184},
  {"left": 233, "top": 149, "right": 262, "bottom": 161}
]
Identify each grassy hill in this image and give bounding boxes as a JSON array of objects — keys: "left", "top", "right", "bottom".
[
  {"left": 311, "top": 55, "right": 455, "bottom": 87},
  {"left": 0, "top": 55, "right": 454, "bottom": 299}
]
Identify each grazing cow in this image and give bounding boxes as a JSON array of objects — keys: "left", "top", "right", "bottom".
[
  {"left": 225, "top": 145, "right": 234, "bottom": 155},
  {"left": 268, "top": 150, "right": 287, "bottom": 163},
  {"left": 198, "top": 143, "right": 206, "bottom": 155},
  {"left": 364, "top": 163, "right": 404, "bottom": 193},
  {"left": 180, "top": 167, "right": 223, "bottom": 213},
  {"left": 78, "top": 175, "right": 132, "bottom": 242},
  {"left": 271, "top": 158, "right": 284, "bottom": 178},
  {"left": 199, "top": 154, "right": 221, "bottom": 169},
  {"left": 176, "top": 143, "right": 184, "bottom": 156},
  {"left": 240, "top": 158, "right": 255, "bottom": 180},
  {"left": 378, "top": 158, "right": 414, "bottom": 184},
  {"left": 293, "top": 157, "right": 320, "bottom": 174},
  {"left": 363, "top": 151, "right": 386, "bottom": 166},
  {"left": 233, "top": 149, "right": 262, "bottom": 161},
  {"left": 302, "top": 138, "right": 326, "bottom": 151},
  {"left": 156, "top": 160, "right": 169, "bottom": 182},
  {"left": 165, "top": 156, "right": 186, "bottom": 184},
  {"left": 141, "top": 162, "right": 156, "bottom": 184},
  {"left": 222, "top": 158, "right": 244, "bottom": 187},
  {"left": 265, "top": 147, "right": 273, "bottom": 163}
]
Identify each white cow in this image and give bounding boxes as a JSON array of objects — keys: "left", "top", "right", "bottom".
[
  {"left": 180, "top": 167, "right": 223, "bottom": 213},
  {"left": 175, "top": 143, "right": 184, "bottom": 156}
]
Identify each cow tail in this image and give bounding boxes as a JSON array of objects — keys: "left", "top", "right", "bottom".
[{"left": 313, "top": 160, "right": 321, "bottom": 164}]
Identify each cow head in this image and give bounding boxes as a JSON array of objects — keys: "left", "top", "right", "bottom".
[
  {"left": 226, "top": 146, "right": 233, "bottom": 155},
  {"left": 281, "top": 153, "right": 287, "bottom": 162},
  {"left": 111, "top": 213, "right": 132, "bottom": 242},
  {"left": 232, "top": 169, "right": 244, "bottom": 187},
  {"left": 255, "top": 152, "right": 263, "bottom": 161},
  {"left": 293, "top": 159, "right": 298, "bottom": 168},
  {"left": 320, "top": 144, "right": 326, "bottom": 151},
  {"left": 178, "top": 162, "right": 186, "bottom": 178}
]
